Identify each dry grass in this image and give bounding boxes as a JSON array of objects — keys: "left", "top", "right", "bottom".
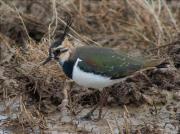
[{"left": 0, "top": 0, "right": 179, "bottom": 133}]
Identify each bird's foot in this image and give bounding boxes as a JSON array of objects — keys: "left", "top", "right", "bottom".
[
  {"left": 80, "top": 88, "right": 108, "bottom": 121},
  {"left": 80, "top": 105, "right": 102, "bottom": 122},
  {"left": 80, "top": 112, "right": 94, "bottom": 121},
  {"left": 80, "top": 113, "right": 101, "bottom": 122}
]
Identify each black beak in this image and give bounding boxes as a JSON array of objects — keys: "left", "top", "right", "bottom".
[
  {"left": 41, "top": 56, "right": 52, "bottom": 65},
  {"left": 41, "top": 48, "right": 54, "bottom": 65}
]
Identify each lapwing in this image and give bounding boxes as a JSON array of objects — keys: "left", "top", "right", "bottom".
[{"left": 42, "top": 18, "right": 162, "bottom": 120}]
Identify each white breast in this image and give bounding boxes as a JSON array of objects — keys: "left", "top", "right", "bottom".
[{"left": 72, "top": 58, "right": 122, "bottom": 89}]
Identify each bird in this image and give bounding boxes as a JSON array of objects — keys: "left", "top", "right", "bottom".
[{"left": 42, "top": 18, "right": 163, "bottom": 120}]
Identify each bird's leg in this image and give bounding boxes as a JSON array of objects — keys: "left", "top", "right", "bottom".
[
  {"left": 80, "top": 89, "right": 100, "bottom": 120},
  {"left": 95, "top": 88, "right": 109, "bottom": 121},
  {"left": 81, "top": 104, "right": 98, "bottom": 120},
  {"left": 81, "top": 88, "right": 109, "bottom": 121}
]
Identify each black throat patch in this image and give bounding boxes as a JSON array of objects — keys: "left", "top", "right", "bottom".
[{"left": 62, "top": 60, "right": 75, "bottom": 79}]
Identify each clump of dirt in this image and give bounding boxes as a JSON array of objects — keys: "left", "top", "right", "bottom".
[
  {"left": 0, "top": 36, "right": 66, "bottom": 132},
  {"left": 0, "top": 38, "right": 65, "bottom": 109},
  {"left": 169, "top": 41, "right": 180, "bottom": 68},
  {"left": 70, "top": 88, "right": 100, "bottom": 106},
  {"left": 16, "top": 73, "right": 65, "bottom": 113}
]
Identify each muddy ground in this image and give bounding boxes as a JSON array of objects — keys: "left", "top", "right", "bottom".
[{"left": 0, "top": 0, "right": 180, "bottom": 134}]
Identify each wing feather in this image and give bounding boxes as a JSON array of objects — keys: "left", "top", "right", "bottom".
[{"left": 74, "top": 47, "right": 143, "bottom": 79}]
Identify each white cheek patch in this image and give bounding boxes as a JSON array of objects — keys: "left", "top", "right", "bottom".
[
  {"left": 60, "top": 52, "right": 70, "bottom": 63},
  {"left": 72, "top": 58, "right": 122, "bottom": 89}
]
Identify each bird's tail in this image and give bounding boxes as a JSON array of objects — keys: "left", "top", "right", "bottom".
[{"left": 143, "top": 59, "right": 168, "bottom": 68}]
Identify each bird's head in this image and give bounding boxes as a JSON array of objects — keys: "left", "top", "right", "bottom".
[{"left": 42, "top": 16, "right": 73, "bottom": 65}]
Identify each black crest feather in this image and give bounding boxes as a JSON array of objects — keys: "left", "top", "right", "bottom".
[{"left": 51, "top": 15, "right": 73, "bottom": 49}]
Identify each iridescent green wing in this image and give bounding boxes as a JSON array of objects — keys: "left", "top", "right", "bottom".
[{"left": 75, "top": 47, "right": 143, "bottom": 79}]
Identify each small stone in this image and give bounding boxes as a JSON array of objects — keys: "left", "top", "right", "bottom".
[
  {"left": 173, "top": 91, "right": 180, "bottom": 101},
  {"left": 142, "top": 94, "right": 153, "bottom": 105}
]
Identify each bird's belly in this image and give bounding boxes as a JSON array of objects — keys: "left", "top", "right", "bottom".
[{"left": 72, "top": 65, "right": 121, "bottom": 89}]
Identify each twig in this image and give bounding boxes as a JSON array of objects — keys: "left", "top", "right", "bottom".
[
  {"left": 14, "top": 6, "right": 31, "bottom": 41},
  {"left": 146, "top": 40, "right": 180, "bottom": 52},
  {"left": 106, "top": 119, "right": 114, "bottom": 134}
]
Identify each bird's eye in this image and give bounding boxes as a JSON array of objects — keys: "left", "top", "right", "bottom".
[{"left": 53, "top": 49, "right": 61, "bottom": 57}]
